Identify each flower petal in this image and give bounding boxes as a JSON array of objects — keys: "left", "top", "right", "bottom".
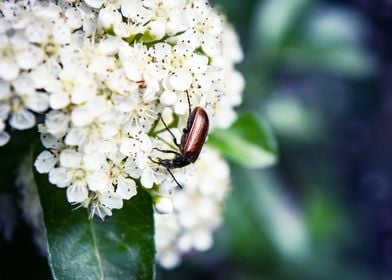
[
  {"left": 67, "top": 182, "right": 89, "bottom": 203},
  {"left": 9, "top": 109, "right": 35, "bottom": 130},
  {"left": 50, "top": 92, "right": 70, "bottom": 110},
  {"left": 116, "top": 177, "right": 137, "bottom": 200},
  {"left": 40, "top": 133, "right": 63, "bottom": 149},
  {"left": 154, "top": 197, "right": 173, "bottom": 214},
  {"left": 35, "top": 151, "right": 58, "bottom": 174},
  {"left": 83, "top": 153, "right": 107, "bottom": 171},
  {"left": 15, "top": 45, "right": 44, "bottom": 70},
  {"left": 0, "top": 59, "right": 19, "bottom": 81},
  {"left": 169, "top": 70, "right": 192, "bottom": 91},
  {"left": 87, "top": 171, "right": 110, "bottom": 192},
  {"left": 45, "top": 110, "right": 69, "bottom": 137},
  {"left": 59, "top": 149, "right": 82, "bottom": 168},
  {"left": 49, "top": 167, "right": 72, "bottom": 188},
  {"left": 141, "top": 168, "right": 154, "bottom": 189},
  {"left": 99, "top": 192, "right": 123, "bottom": 209},
  {"left": 0, "top": 131, "right": 10, "bottom": 146},
  {"left": 12, "top": 74, "right": 35, "bottom": 96},
  {"left": 160, "top": 90, "right": 177, "bottom": 106}
]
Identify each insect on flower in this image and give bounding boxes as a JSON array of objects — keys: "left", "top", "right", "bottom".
[{"left": 149, "top": 92, "right": 209, "bottom": 189}]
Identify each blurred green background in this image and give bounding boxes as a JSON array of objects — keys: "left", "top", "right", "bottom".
[
  {"left": 158, "top": 0, "right": 392, "bottom": 279},
  {"left": 1, "top": 0, "right": 392, "bottom": 279}
]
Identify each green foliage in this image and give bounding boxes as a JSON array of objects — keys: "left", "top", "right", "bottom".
[
  {"left": 207, "top": 113, "right": 278, "bottom": 168},
  {"left": 280, "top": 8, "right": 375, "bottom": 79},
  {"left": 254, "top": 0, "right": 312, "bottom": 53},
  {"left": 0, "top": 130, "right": 36, "bottom": 193},
  {"left": 34, "top": 146, "right": 155, "bottom": 280},
  {"left": 158, "top": 0, "right": 379, "bottom": 279}
]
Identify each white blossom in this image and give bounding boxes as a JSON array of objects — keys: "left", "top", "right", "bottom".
[
  {"left": 2, "top": 0, "right": 244, "bottom": 238},
  {"left": 1, "top": 0, "right": 246, "bottom": 269},
  {"left": 154, "top": 196, "right": 173, "bottom": 214},
  {"left": 154, "top": 148, "right": 231, "bottom": 268}
]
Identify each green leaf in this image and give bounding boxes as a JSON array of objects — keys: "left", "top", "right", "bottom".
[
  {"left": 277, "top": 7, "right": 375, "bottom": 79},
  {"left": 123, "top": 33, "right": 140, "bottom": 44},
  {"left": 282, "top": 44, "right": 375, "bottom": 79},
  {"left": 207, "top": 113, "right": 278, "bottom": 168},
  {"left": 254, "top": 0, "right": 312, "bottom": 53},
  {"left": 34, "top": 146, "right": 155, "bottom": 280},
  {"left": 0, "top": 130, "right": 36, "bottom": 193}
]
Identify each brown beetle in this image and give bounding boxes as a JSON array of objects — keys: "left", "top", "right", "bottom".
[{"left": 149, "top": 92, "right": 209, "bottom": 188}]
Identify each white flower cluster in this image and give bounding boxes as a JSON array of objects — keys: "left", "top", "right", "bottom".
[
  {"left": 154, "top": 147, "right": 230, "bottom": 268},
  {"left": 1, "top": 0, "right": 243, "bottom": 220}
]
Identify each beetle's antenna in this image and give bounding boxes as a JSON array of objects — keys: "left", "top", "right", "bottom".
[
  {"left": 186, "top": 90, "right": 192, "bottom": 116},
  {"left": 166, "top": 168, "right": 183, "bottom": 189},
  {"left": 158, "top": 114, "right": 180, "bottom": 148}
]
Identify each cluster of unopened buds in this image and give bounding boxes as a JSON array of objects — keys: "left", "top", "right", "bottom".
[{"left": 0, "top": 0, "right": 244, "bottom": 268}]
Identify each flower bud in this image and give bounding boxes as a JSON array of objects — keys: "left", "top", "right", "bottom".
[{"left": 154, "top": 197, "right": 173, "bottom": 214}]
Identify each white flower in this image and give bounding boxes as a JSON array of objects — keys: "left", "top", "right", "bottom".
[
  {"left": 106, "top": 153, "right": 138, "bottom": 199},
  {"left": 120, "top": 97, "right": 158, "bottom": 133},
  {"left": 0, "top": 0, "right": 248, "bottom": 271},
  {"left": 120, "top": 0, "right": 151, "bottom": 25},
  {"left": 154, "top": 196, "right": 173, "bottom": 214},
  {"left": 98, "top": 5, "right": 122, "bottom": 31},
  {"left": 0, "top": 31, "right": 44, "bottom": 81},
  {"left": 46, "top": 150, "right": 112, "bottom": 203},
  {"left": 35, "top": 150, "right": 58, "bottom": 174},
  {"left": 0, "top": 58, "right": 19, "bottom": 82},
  {"left": 71, "top": 96, "right": 108, "bottom": 127},
  {"left": 89, "top": 199, "right": 113, "bottom": 220},
  {"left": 9, "top": 108, "right": 35, "bottom": 130},
  {"left": 155, "top": 148, "right": 231, "bottom": 269},
  {"left": 85, "top": 0, "right": 106, "bottom": 9},
  {"left": 160, "top": 90, "right": 177, "bottom": 106},
  {"left": 49, "top": 66, "right": 97, "bottom": 109},
  {"left": 0, "top": 0, "right": 246, "bottom": 224},
  {"left": 49, "top": 167, "right": 72, "bottom": 188},
  {"left": 40, "top": 133, "right": 64, "bottom": 150},
  {"left": 168, "top": 69, "right": 193, "bottom": 91},
  {"left": 99, "top": 191, "right": 123, "bottom": 209},
  {"left": 67, "top": 180, "right": 89, "bottom": 203},
  {"left": 65, "top": 8, "right": 84, "bottom": 31},
  {"left": 29, "top": 59, "right": 62, "bottom": 92},
  {"left": 45, "top": 111, "right": 70, "bottom": 138},
  {"left": 167, "top": 1, "right": 222, "bottom": 55},
  {"left": 60, "top": 149, "right": 82, "bottom": 168},
  {"left": 0, "top": 74, "right": 49, "bottom": 131}
]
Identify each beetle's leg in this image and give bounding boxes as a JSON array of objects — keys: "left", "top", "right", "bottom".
[
  {"left": 153, "top": 147, "right": 181, "bottom": 155},
  {"left": 166, "top": 168, "right": 183, "bottom": 189},
  {"left": 148, "top": 156, "right": 161, "bottom": 165},
  {"left": 158, "top": 114, "right": 180, "bottom": 148},
  {"left": 186, "top": 90, "right": 192, "bottom": 116}
]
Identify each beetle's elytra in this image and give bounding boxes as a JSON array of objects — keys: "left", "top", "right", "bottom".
[
  {"left": 149, "top": 93, "right": 209, "bottom": 189},
  {"left": 182, "top": 107, "right": 209, "bottom": 163}
]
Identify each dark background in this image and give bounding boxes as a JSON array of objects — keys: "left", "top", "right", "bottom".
[{"left": 1, "top": 0, "right": 392, "bottom": 279}]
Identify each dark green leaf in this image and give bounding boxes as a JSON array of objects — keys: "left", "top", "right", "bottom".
[
  {"left": 34, "top": 145, "right": 155, "bottom": 280},
  {"left": 0, "top": 129, "right": 36, "bottom": 193},
  {"left": 207, "top": 113, "right": 278, "bottom": 168}
]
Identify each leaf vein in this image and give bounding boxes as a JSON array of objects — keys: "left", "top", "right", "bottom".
[{"left": 90, "top": 220, "right": 104, "bottom": 280}]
